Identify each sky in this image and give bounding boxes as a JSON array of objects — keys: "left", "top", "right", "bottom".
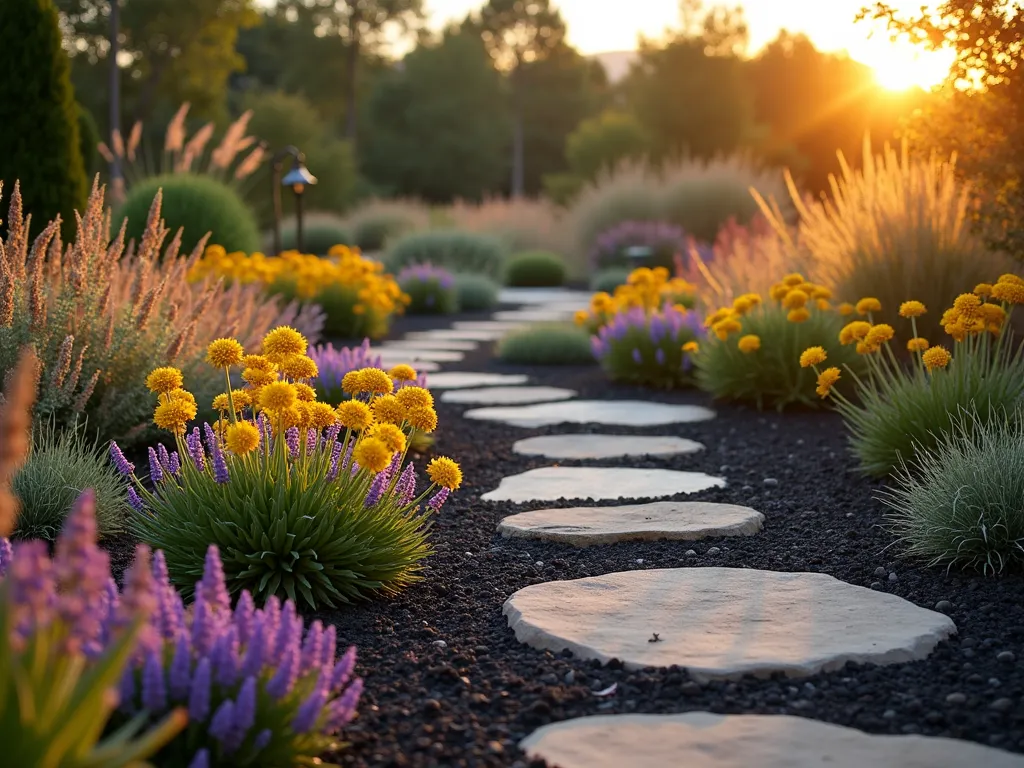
[{"left": 422, "top": 0, "right": 955, "bottom": 89}]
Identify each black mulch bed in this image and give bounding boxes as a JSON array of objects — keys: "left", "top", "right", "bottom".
[{"left": 107, "top": 308, "right": 1024, "bottom": 767}]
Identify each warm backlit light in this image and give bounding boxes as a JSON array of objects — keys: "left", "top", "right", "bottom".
[{"left": 854, "top": 33, "right": 957, "bottom": 91}]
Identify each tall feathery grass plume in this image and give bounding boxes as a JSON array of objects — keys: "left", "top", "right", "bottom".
[{"left": 0, "top": 347, "right": 39, "bottom": 536}]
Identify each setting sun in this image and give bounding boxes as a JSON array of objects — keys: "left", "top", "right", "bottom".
[{"left": 857, "top": 34, "right": 957, "bottom": 91}]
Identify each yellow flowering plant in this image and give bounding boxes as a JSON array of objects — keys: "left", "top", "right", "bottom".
[
  {"left": 693, "top": 273, "right": 864, "bottom": 410},
  {"left": 802, "top": 275, "right": 1024, "bottom": 477},
  {"left": 574, "top": 267, "right": 696, "bottom": 334},
  {"left": 113, "top": 325, "right": 462, "bottom": 607},
  {"left": 188, "top": 245, "right": 409, "bottom": 340}
]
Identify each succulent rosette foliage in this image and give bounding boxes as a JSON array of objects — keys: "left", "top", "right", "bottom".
[{"left": 114, "top": 326, "right": 462, "bottom": 608}]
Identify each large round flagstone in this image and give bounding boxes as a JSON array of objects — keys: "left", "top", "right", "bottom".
[
  {"left": 423, "top": 372, "right": 529, "bottom": 389},
  {"left": 382, "top": 338, "right": 478, "bottom": 351},
  {"left": 453, "top": 320, "right": 527, "bottom": 332},
  {"left": 481, "top": 467, "right": 725, "bottom": 503},
  {"left": 498, "top": 287, "right": 592, "bottom": 306},
  {"left": 493, "top": 309, "right": 575, "bottom": 322},
  {"left": 513, "top": 434, "right": 703, "bottom": 460},
  {"left": 463, "top": 400, "right": 715, "bottom": 428},
  {"left": 406, "top": 329, "right": 505, "bottom": 342},
  {"left": 520, "top": 712, "right": 1024, "bottom": 768},
  {"left": 503, "top": 568, "right": 957, "bottom": 680},
  {"left": 373, "top": 348, "right": 464, "bottom": 363},
  {"left": 441, "top": 386, "right": 576, "bottom": 406},
  {"left": 497, "top": 501, "right": 762, "bottom": 545}
]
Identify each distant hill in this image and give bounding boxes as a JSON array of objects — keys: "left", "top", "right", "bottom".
[{"left": 590, "top": 50, "right": 637, "bottom": 83}]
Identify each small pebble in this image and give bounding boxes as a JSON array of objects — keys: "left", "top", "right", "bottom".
[
  {"left": 870, "top": 582, "right": 883, "bottom": 590},
  {"left": 706, "top": 547, "right": 721, "bottom": 555},
  {"left": 635, "top": 559, "right": 644, "bottom": 565},
  {"left": 719, "top": 465, "right": 730, "bottom": 473},
  {"left": 935, "top": 600, "right": 953, "bottom": 614},
  {"left": 946, "top": 692, "right": 967, "bottom": 705},
  {"left": 564, "top": 670, "right": 575, "bottom": 684},
  {"left": 681, "top": 681, "right": 701, "bottom": 696},
  {"left": 685, "top": 550, "right": 697, "bottom": 557},
  {"left": 882, "top": 709, "right": 896, "bottom": 719},
  {"left": 991, "top": 698, "right": 1014, "bottom": 712},
  {"left": 989, "top": 678, "right": 1001, "bottom": 687},
  {"left": 888, "top": 572, "right": 898, "bottom": 582},
  {"left": 741, "top": 485, "right": 753, "bottom": 493},
  {"left": 997, "top": 651, "right": 1016, "bottom": 663},
  {"left": 432, "top": 640, "right": 447, "bottom": 649},
  {"left": 763, "top": 478, "right": 779, "bottom": 487},
  {"left": 534, "top": 561, "right": 544, "bottom": 567},
  {"left": 845, "top": 512, "right": 853, "bottom": 518},
  {"left": 874, "top": 567, "right": 887, "bottom": 577}
]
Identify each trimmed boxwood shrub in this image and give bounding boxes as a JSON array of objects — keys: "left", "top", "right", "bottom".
[
  {"left": 119, "top": 174, "right": 261, "bottom": 255},
  {"left": 504, "top": 250, "right": 567, "bottom": 287},
  {"left": 454, "top": 273, "right": 500, "bottom": 311}
]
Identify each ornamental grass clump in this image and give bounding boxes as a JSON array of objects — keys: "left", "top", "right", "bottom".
[
  {"left": 397, "top": 263, "right": 458, "bottom": 315},
  {"left": 804, "top": 277, "right": 1024, "bottom": 477},
  {"left": 591, "top": 304, "right": 703, "bottom": 388},
  {"left": 694, "top": 273, "right": 863, "bottom": 410},
  {"left": 0, "top": 491, "right": 186, "bottom": 767},
  {"left": 881, "top": 406, "right": 1024, "bottom": 575},
  {"left": 118, "top": 326, "right": 461, "bottom": 608},
  {"left": 189, "top": 245, "right": 406, "bottom": 340}
]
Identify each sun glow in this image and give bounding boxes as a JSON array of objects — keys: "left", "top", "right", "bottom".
[{"left": 851, "top": 32, "right": 958, "bottom": 92}]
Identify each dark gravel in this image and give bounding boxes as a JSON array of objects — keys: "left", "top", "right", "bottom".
[{"left": 112, "top": 308, "right": 1024, "bottom": 766}]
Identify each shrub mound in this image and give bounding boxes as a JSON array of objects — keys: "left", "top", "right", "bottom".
[
  {"left": 504, "top": 250, "right": 567, "bottom": 287},
  {"left": 280, "top": 215, "right": 351, "bottom": 255},
  {"left": 454, "top": 273, "right": 500, "bottom": 311},
  {"left": 387, "top": 230, "right": 506, "bottom": 279},
  {"left": 398, "top": 264, "right": 458, "bottom": 314},
  {"left": 497, "top": 324, "right": 594, "bottom": 365}
]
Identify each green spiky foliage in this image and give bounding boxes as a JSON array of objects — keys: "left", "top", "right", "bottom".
[
  {"left": 503, "top": 250, "right": 567, "bottom": 287},
  {"left": 119, "top": 174, "right": 261, "bottom": 256},
  {"left": 0, "top": 0, "right": 87, "bottom": 240}
]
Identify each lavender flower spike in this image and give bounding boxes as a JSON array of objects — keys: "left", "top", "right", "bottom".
[
  {"left": 253, "top": 729, "right": 272, "bottom": 752},
  {"left": 127, "top": 486, "right": 145, "bottom": 513},
  {"left": 142, "top": 649, "right": 168, "bottom": 712},
  {"left": 148, "top": 447, "right": 164, "bottom": 484},
  {"left": 188, "top": 656, "right": 212, "bottom": 722},
  {"left": 325, "top": 678, "right": 364, "bottom": 732},
  {"left": 186, "top": 427, "right": 205, "bottom": 471},
  {"left": 169, "top": 633, "right": 192, "bottom": 702},
  {"left": 209, "top": 700, "right": 237, "bottom": 752},
  {"left": 187, "top": 750, "right": 210, "bottom": 768},
  {"left": 395, "top": 463, "right": 416, "bottom": 505},
  {"left": 0, "top": 537, "right": 12, "bottom": 577},
  {"left": 292, "top": 685, "right": 328, "bottom": 734},
  {"left": 232, "top": 676, "right": 258, "bottom": 741},
  {"left": 198, "top": 545, "right": 231, "bottom": 615},
  {"left": 157, "top": 443, "right": 172, "bottom": 471},
  {"left": 427, "top": 487, "right": 449, "bottom": 511},
  {"left": 109, "top": 441, "right": 135, "bottom": 476}
]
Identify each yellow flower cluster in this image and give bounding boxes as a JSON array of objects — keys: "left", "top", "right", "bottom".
[
  {"left": 575, "top": 267, "right": 695, "bottom": 328},
  {"left": 144, "top": 326, "right": 463, "bottom": 489},
  {"left": 187, "top": 245, "right": 409, "bottom": 319}
]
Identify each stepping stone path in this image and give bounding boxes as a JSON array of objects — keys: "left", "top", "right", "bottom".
[
  {"left": 481, "top": 467, "right": 725, "bottom": 503},
  {"left": 406, "top": 329, "right": 505, "bottom": 342},
  {"left": 381, "top": 339, "right": 478, "bottom": 351},
  {"left": 373, "top": 348, "right": 464, "bottom": 363},
  {"left": 498, "top": 288, "right": 591, "bottom": 306},
  {"left": 520, "top": 712, "right": 1024, "bottom": 768},
  {"left": 503, "top": 568, "right": 956, "bottom": 680},
  {"left": 424, "top": 372, "right": 529, "bottom": 389},
  {"left": 513, "top": 434, "right": 703, "bottom": 460},
  {"left": 464, "top": 400, "right": 715, "bottom": 428},
  {"left": 493, "top": 309, "right": 576, "bottom": 322},
  {"left": 497, "top": 501, "right": 763, "bottom": 545},
  {"left": 453, "top": 320, "right": 528, "bottom": 332},
  {"left": 441, "top": 386, "right": 576, "bottom": 406}
]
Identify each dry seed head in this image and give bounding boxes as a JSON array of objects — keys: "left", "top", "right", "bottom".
[
  {"left": 51, "top": 336, "right": 75, "bottom": 389},
  {"left": 165, "top": 102, "right": 190, "bottom": 153},
  {"left": 64, "top": 343, "right": 88, "bottom": 395},
  {"left": 138, "top": 188, "right": 164, "bottom": 261},
  {"left": 103, "top": 313, "right": 115, "bottom": 351},
  {"left": 112, "top": 129, "right": 125, "bottom": 158},
  {"left": 73, "top": 369, "right": 101, "bottom": 413},
  {"left": 97, "top": 141, "right": 114, "bottom": 163},
  {"left": 127, "top": 121, "right": 142, "bottom": 161},
  {"left": 0, "top": 346, "right": 40, "bottom": 535}
]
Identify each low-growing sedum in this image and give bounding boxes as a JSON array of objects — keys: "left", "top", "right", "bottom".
[
  {"left": 116, "top": 326, "right": 462, "bottom": 608},
  {"left": 397, "top": 263, "right": 458, "bottom": 315},
  {"left": 694, "top": 273, "right": 863, "bottom": 409},
  {"left": 804, "top": 276, "right": 1024, "bottom": 477},
  {"left": 880, "top": 406, "right": 1024, "bottom": 575},
  {"left": 0, "top": 491, "right": 185, "bottom": 767}
]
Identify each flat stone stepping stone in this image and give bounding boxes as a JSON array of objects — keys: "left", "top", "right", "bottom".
[
  {"left": 513, "top": 434, "right": 703, "bottom": 460},
  {"left": 493, "top": 309, "right": 575, "bottom": 322},
  {"left": 424, "top": 372, "right": 530, "bottom": 390},
  {"left": 481, "top": 467, "right": 725, "bottom": 503},
  {"left": 497, "top": 501, "right": 762, "bottom": 545},
  {"left": 406, "top": 329, "right": 505, "bottom": 342},
  {"left": 520, "top": 712, "right": 1024, "bottom": 768},
  {"left": 503, "top": 568, "right": 957, "bottom": 680},
  {"left": 441, "top": 386, "right": 576, "bottom": 406},
  {"left": 498, "top": 288, "right": 592, "bottom": 305},
  {"left": 383, "top": 339, "right": 478, "bottom": 351},
  {"left": 453, "top": 320, "right": 528, "bottom": 332},
  {"left": 373, "top": 348, "right": 464, "bottom": 363},
  {"left": 463, "top": 400, "right": 715, "bottom": 428}
]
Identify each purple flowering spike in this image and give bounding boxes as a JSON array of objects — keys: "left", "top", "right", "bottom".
[
  {"left": 0, "top": 537, "right": 11, "bottom": 577},
  {"left": 253, "top": 729, "right": 272, "bottom": 752},
  {"left": 186, "top": 427, "right": 206, "bottom": 471},
  {"left": 240, "top": 614, "right": 266, "bottom": 680},
  {"left": 363, "top": 471, "right": 387, "bottom": 508},
  {"left": 232, "top": 676, "right": 257, "bottom": 742},
  {"left": 169, "top": 633, "right": 192, "bottom": 701},
  {"left": 324, "top": 678, "right": 363, "bottom": 732},
  {"left": 340, "top": 439, "right": 354, "bottom": 471},
  {"left": 157, "top": 443, "right": 171, "bottom": 471},
  {"left": 188, "top": 657, "right": 212, "bottom": 722},
  {"left": 187, "top": 750, "right": 210, "bottom": 768},
  {"left": 118, "top": 665, "right": 136, "bottom": 714},
  {"left": 285, "top": 427, "right": 300, "bottom": 458},
  {"left": 212, "top": 625, "right": 241, "bottom": 688},
  {"left": 326, "top": 439, "right": 344, "bottom": 482},
  {"left": 209, "top": 699, "right": 237, "bottom": 751},
  {"left": 141, "top": 650, "right": 167, "bottom": 712},
  {"left": 306, "top": 428, "right": 318, "bottom": 453},
  {"left": 300, "top": 620, "right": 324, "bottom": 674},
  {"left": 631, "top": 347, "right": 642, "bottom": 364},
  {"left": 655, "top": 347, "right": 666, "bottom": 366},
  {"left": 331, "top": 645, "right": 357, "bottom": 692},
  {"left": 261, "top": 596, "right": 281, "bottom": 638},
  {"left": 325, "top": 422, "right": 342, "bottom": 444},
  {"left": 148, "top": 447, "right": 164, "bottom": 484},
  {"left": 116, "top": 545, "right": 160, "bottom": 658},
  {"left": 168, "top": 451, "right": 181, "bottom": 476},
  {"left": 127, "top": 486, "right": 145, "bottom": 512},
  {"left": 109, "top": 441, "right": 135, "bottom": 476},
  {"left": 8, "top": 541, "right": 56, "bottom": 641},
  {"left": 211, "top": 446, "right": 229, "bottom": 484},
  {"left": 427, "top": 487, "right": 449, "bottom": 511},
  {"left": 273, "top": 600, "right": 299, "bottom": 663},
  {"left": 320, "top": 624, "right": 337, "bottom": 668},
  {"left": 54, "top": 490, "right": 110, "bottom": 653},
  {"left": 234, "top": 590, "right": 255, "bottom": 645},
  {"left": 97, "top": 577, "right": 120, "bottom": 647},
  {"left": 152, "top": 551, "right": 185, "bottom": 641},
  {"left": 395, "top": 463, "right": 416, "bottom": 505},
  {"left": 292, "top": 685, "right": 327, "bottom": 734},
  {"left": 198, "top": 545, "right": 230, "bottom": 616},
  {"left": 191, "top": 595, "right": 216, "bottom": 658},
  {"left": 266, "top": 644, "right": 299, "bottom": 700}
]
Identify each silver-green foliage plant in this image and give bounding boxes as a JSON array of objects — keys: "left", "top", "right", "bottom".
[
  {"left": 881, "top": 406, "right": 1024, "bottom": 574},
  {"left": 12, "top": 421, "right": 128, "bottom": 540},
  {"left": 453, "top": 273, "right": 499, "bottom": 311},
  {"left": 497, "top": 324, "right": 595, "bottom": 365},
  {"left": 0, "top": 491, "right": 185, "bottom": 768},
  {"left": 503, "top": 250, "right": 566, "bottom": 287},
  {"left": 387, "top": 230, "right": 506, "bottom": 278}
]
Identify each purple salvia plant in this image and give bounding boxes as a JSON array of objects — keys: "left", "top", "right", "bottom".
[
  {"left": 157, "top": 444, "right": 172, "bottom": 472},
  {"left": 169, "top": 634, "right": 192, "bottom": 702},
  {"left": 427, "top": 487, "right": 449, "bottom": 512},
  {"left": 8, "top": 540, "right": 56, "bottom": 644},
  {"left": 168, "top": 450, "right": 181, "bottom": 476},
  {"left": 142, "top": 650, "right": 168, "bottom": 712},
  {"left": 310, "top": 339, "right": 382, "bottom": 393},
  {"left": 590, "top": 220, "right": 691, "bottom": 270},
  {"left": 186, "top": 427, "right": 206, "bottom": 471},
  {"left": 395, "top": 463, "right": 417, "bottom": 505},
  {"left": 148, "top": 447, "right": 164, "bottom": 484},
  {"left": 188, "top": 656, "right": 212, "bottom": 722},
  {"left": 127, "top": 486, "right": 146, "bottom": 513},
  {"left": 109, "top": 441, "right": 135, "bottom": 476},
  {"left": 0, "top": 537, "right": 12, "bottom": 577},
  {"left": 53, "top": 490, "right": 110, "bottom": 655},
  {"left": 285, "top": 427, "right": 300, "bottom": 458}
]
